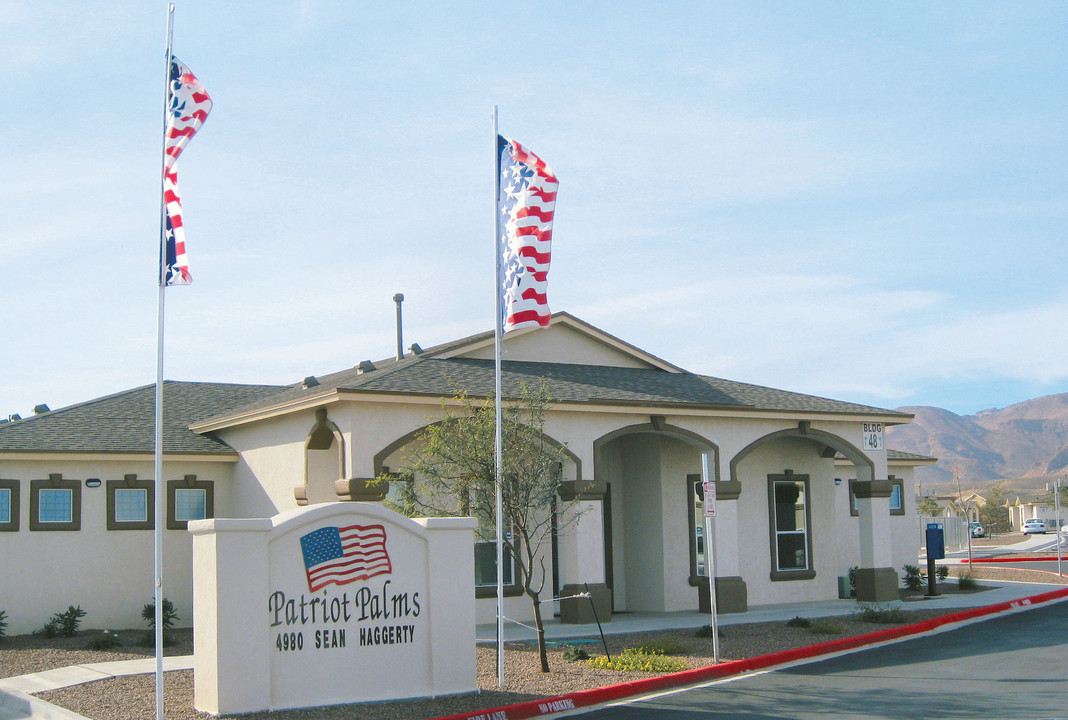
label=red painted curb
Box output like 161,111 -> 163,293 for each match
435,586 -> 1068,720
963,555 -> 1066,563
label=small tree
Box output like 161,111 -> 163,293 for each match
385,381 -> 580,673
917,496 -> 940,518
979,483 -> 1010,535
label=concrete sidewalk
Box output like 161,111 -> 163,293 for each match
0,579 -> 1054,720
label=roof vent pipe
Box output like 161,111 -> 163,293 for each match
393,293 -> 405,361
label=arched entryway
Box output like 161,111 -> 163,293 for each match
593,421 -> 718,614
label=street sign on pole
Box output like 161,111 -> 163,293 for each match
703,478 -> 717,518
701,453 -> 719,664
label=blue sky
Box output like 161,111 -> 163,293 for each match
2,1 -> 1066,419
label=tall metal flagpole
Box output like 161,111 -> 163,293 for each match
154,6 -> 176,720
491,105 -> 506,688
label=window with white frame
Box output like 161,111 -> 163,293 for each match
767,472 -> 815,580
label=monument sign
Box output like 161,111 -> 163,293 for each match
189,502 -> 477,715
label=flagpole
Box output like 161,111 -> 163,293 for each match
491,105 -> 506,689
154,6 -> 176,720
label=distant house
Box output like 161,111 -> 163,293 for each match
916,492 -> 986,523
0,313 -> 936,635
1008,495 -> 1063,531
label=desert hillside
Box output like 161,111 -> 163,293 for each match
886,393 -> 1068,496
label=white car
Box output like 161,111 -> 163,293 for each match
1022,518 -> 1047,534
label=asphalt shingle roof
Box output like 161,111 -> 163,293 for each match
204,356 -> 912,422
0,381 -> 283,454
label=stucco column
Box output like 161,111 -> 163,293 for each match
853,479 -> 897,602
556,479 -> 611,623
708,480 -> 747,614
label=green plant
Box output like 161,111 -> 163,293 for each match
35,606 -> 86,638
562,646 -> 590,662
958,572 -> 979,590
630,638 -> 688,656
57,606 -> 87,637
142,598 -> 179,630
85,632 -> 123,651
807,620 -> 844,635
694,624 -> 724,638
785,616 -> 812,628
901,564 -> 924,592
936,565 -> 949,582
853,603 -> 907,624
0,609 -> 7,641
848,566 -> 858,598
588,647 -> 688,673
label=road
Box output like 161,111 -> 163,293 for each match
581,600 -> 1068,720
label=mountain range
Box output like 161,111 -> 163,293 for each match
885,393 -> 1068,497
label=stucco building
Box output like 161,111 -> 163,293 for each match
0,313 -> 934,634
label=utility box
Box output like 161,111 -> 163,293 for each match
926,523 -> 945,560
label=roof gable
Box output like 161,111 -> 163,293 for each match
424,312 -> 685,372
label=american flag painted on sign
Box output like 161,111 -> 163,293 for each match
162,57 -> 212,286
299,524 -> 392,592
497,135 -> 558,332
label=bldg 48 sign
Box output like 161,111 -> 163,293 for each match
862,423 -> 884,451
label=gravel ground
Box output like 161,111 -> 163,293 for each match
7,568 -> 1066,720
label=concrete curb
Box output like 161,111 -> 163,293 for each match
433,586 -> 1068,720
0,689 -> 87,720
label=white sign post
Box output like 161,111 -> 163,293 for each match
701,453 -> 719,664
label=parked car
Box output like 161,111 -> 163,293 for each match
1022,518 -> 1048,534
969,522 -> 986,538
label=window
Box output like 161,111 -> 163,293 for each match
473,514 -> 521,599
0,480 -> 19,531
889,476 -> 905,516
849,478 -> 905,517
29,475 -> 81,531
767,472 -> 815,580
167,475 -> 214,529
687,474 -> 708,580
106,475 -> 155,530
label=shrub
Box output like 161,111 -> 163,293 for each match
958,572 -> 979,590
694,624 -> 724,638
936,565 -> 949,582
34,606 -> 86,638
142,598 -> 179,630
85,632 -> 124,651
785,616 -> 812,628
853,603 -> 907,624
0,609 -> 7,641
56,606 -> 87,637
901,565 -> 924,592
807,620 -> 844,635
588,648 -> 688,673
562,646 -> 590,662
848,566 -> 859,598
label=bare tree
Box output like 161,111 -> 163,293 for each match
383,381 -> 581,673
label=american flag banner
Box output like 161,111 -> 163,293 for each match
299,524 -> 393,592
497,135 -> 558,332
161,57 -> 212,286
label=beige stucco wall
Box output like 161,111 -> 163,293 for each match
0,457 -> 233,635
0,391 -> 920,635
